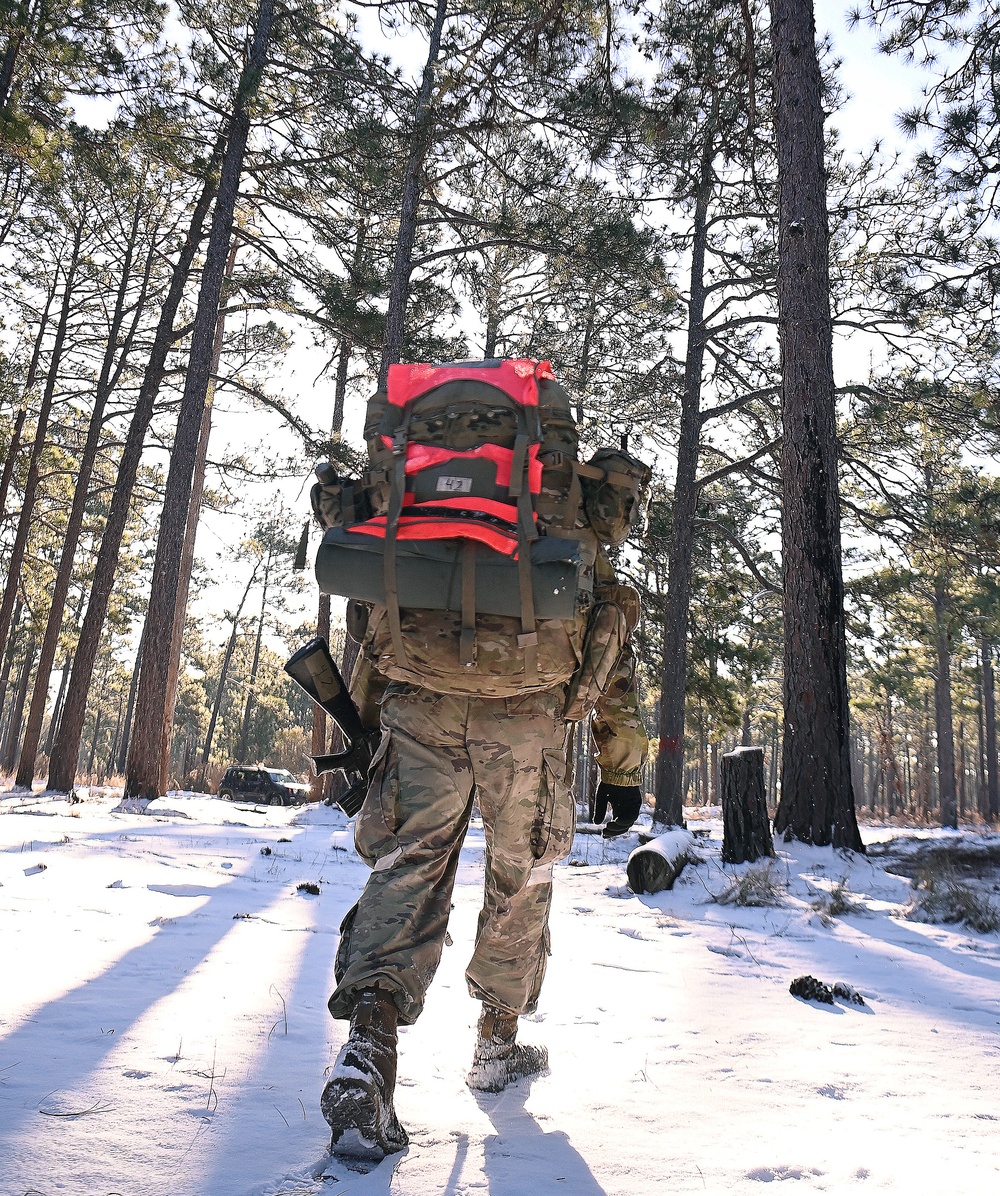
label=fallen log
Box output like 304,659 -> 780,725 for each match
626,829 -> 695,894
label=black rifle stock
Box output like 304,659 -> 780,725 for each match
284,637 -> 375,815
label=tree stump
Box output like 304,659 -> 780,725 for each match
721,747 -> 773,864
626,829 -> 695,894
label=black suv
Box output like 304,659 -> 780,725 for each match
217,766 -> 311,806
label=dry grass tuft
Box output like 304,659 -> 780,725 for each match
906,867 -> 1000,934
810,879 -> 869,925
712,861 -> 786,907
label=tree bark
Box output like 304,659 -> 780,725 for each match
0,598 -> 22,736
654,107 -> 716,827
0,221 -> 84,660
982,634 -> 998,820
115,628 -> 145,777
934,582 -> 958,829
330,219 -> 367,434
160,243 -> 236,793
123,2 -> 276,803
1,637 -> 35,775
769,0 -> 862,851
44,653 -> 71,754
0,405 -> 26,525
379,0 -> 448,382
15,198 -> 152,787
46,145 -> 222,793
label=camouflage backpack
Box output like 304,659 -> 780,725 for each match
311,359 -> 648,702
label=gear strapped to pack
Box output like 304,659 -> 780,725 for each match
350,359 -> 554,686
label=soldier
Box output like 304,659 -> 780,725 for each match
310,360 -> 650,1163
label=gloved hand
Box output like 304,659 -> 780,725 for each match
593,782 -> 643,838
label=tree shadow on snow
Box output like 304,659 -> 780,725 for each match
474,1084 -> 608,1196
0,855 -> 281,1166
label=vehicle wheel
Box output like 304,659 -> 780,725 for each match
219,789 -> 234,801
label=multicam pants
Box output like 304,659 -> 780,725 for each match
327,685 -> 576,1026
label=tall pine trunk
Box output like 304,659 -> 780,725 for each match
160,244 -> 237,792
46,147 -> 223,794
15,200 -> 153,787
125,3 -> 275,802
0,598 -> 23,731
44,654 -> 71,754
0,222 -> 84,660
379,0 -> 448,381
1,638 -> 35,775
934,582 -> 958,829
769,0 -> 862,851
115,629 -> 145,777
654,109 -> 717,827
0,405 -> 26,526
236,553 -> 272,762
982,634 -> 998,820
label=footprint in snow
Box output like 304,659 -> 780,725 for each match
747,1165 -> 824,1182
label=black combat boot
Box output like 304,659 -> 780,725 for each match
321,988 -> 409,1162
466,1004 -> 549,1093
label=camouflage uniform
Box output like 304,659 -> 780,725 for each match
328,608 -> 647,1025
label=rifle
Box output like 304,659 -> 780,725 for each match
284,637 -> 377,816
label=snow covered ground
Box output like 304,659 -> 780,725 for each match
2,788 -> 999,1196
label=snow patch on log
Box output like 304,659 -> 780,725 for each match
626,829 -> 696,893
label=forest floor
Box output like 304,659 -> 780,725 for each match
1,786 -> 999,1196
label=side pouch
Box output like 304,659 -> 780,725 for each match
352,734 -> 399,868
561,583 -> 640,722
580,448 -> 653,547
310,472 -> 384,530
334,902 -> 358,984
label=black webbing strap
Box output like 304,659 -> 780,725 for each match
561,459 -> 603,531
562,466 -> 582,531
516,488 -> 539,686
509,432 -> 529,498
384,421 -> 411,669
512,402 -> 539,686
461,540 -> 477,665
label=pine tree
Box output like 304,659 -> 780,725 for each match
769,0 -> 862,849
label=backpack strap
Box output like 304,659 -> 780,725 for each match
513,398 -> 541,686
461,540 -> 477,665
383,412 -> 413,670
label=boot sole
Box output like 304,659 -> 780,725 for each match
322,1078 -> 409,1161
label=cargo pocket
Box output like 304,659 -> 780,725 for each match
529,748 -> 576,867
353,734 -> 400,868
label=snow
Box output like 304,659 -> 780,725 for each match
2,789 -> 1000,1195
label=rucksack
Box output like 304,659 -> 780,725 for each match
311,359 -> 647,700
